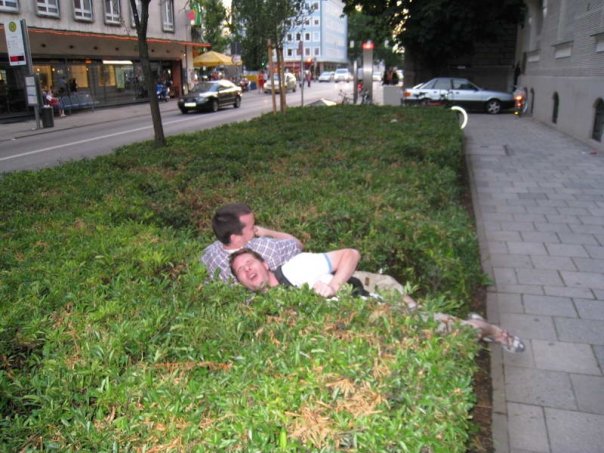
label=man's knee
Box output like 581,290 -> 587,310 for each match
353,271 -> 404,294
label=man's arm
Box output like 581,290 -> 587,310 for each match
254,226 -> 303,251
313,248 -> 361,297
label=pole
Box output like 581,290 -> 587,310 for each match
20,19 -> 41,129
300,40 -> 304,107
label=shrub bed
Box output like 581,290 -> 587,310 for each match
1,106 -> 486,451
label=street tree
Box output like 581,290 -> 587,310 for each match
342,0 -> 525,74
231,0 -> 306,112
129,0 -> 165,147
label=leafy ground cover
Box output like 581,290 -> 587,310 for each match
1,106 -> 488,451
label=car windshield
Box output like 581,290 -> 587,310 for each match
191,82 -> 219,93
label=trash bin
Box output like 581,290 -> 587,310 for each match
41,106 -> 54,128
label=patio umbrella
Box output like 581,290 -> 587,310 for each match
193,51 -> 239,67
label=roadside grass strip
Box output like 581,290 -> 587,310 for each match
1,106 -> 485,451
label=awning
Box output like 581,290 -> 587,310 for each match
193,51 -> 240,67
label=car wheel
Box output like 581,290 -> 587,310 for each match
486,99 -> 501,114
210,99 -> 218,113
293,85 -> 296,92
234,96 -> 241,108
179,108 -> 187,114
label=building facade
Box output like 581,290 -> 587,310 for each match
516,0 -> 604,151
0,0 -> 205,120
282,0 -> 348,76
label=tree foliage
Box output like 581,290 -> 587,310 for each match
347,10 -> 403,68
343,0 -> 525,72
195,0 -> 229,52
231,0 -> 306,70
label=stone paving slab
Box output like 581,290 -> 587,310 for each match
545,408 -> 604,453
465,115 -> 604,453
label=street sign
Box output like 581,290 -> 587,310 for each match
25,76 -> 38,106
4,19 -> 26,66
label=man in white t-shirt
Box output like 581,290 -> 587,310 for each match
229,248 -> 525,353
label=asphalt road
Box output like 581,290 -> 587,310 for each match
0,82 -> 353,173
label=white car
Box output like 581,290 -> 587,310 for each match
402,77 -> 514,114
318,71 -> 334,82
264,73 -> 297,93
333,68 -> 352,82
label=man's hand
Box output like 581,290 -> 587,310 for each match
254,225 -> 304,250
313,281 -> 338,298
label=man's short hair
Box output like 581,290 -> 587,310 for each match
212,203 -> 252,245
229,248 -> 265,279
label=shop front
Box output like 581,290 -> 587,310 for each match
0,26 -> 206,122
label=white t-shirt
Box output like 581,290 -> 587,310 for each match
280,252 -> 334,288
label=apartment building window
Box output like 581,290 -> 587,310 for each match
37,0 -> 59,17
0,0 -> 18,12
314,47 -> 319,56
305,47 -> 310,56
593,99 -> 604,142
296,33 -> 301,41
287,49 -> 293,57
104,0 -> 121,24
313,18 -> 320,26
162,0 -> 175,32
552,92 -> 559,124
73,0 -> 93,21
304,32 -> 310,41
287,33 -> 292,42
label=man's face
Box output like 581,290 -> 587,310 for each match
235,213 -> 256,245
231,252 -> 270,291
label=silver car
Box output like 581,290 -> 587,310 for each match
318,71 -> 334,82
333,68 -> 352,82
402,77 -> 514,114
264,73 -> 297,93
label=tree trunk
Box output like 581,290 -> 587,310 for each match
130,0 -> 165,147
138,37 -> 166,146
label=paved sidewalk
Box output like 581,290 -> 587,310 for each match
464,115 -> 604,453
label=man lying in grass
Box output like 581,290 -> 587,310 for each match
229,248 -> 525,353
201,203 -> 303,281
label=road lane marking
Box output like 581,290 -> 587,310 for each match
0,95 -> 314,163
0,115 -> 209,162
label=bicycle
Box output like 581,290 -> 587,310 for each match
408,89 -> 468,129
338,89 -> 352,105
513,87 -> 528,117
359,87 -> 372,105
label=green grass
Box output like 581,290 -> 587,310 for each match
1,106 -> 486,451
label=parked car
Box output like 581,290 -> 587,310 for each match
264,73 -> 297,93
333,68 -> 352,82
402,77 -> 514,114
318,71 -> 334,82
178,80 -> 241,113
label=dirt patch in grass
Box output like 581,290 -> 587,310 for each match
461,149 -> 493,453
469,285 -> 493,453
